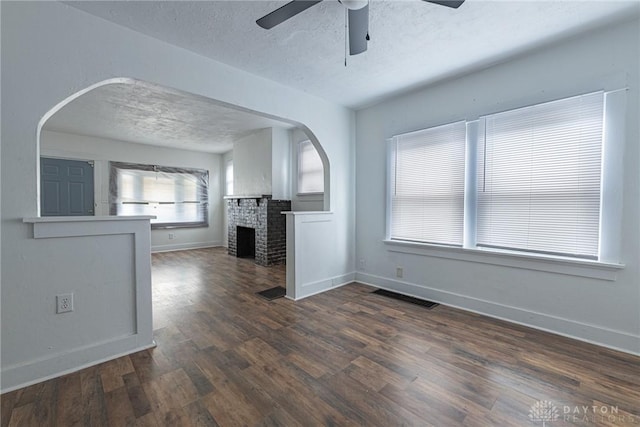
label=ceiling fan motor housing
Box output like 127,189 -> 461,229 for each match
339,0 -> 368,10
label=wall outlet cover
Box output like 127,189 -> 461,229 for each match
56,293 -> 74,314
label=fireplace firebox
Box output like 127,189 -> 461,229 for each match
236,226 -> 255,259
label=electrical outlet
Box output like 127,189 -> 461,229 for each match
396,267 -> 404,278
359,258 -> 366,270
168,233 -> 175,240
56,293 -> 73,314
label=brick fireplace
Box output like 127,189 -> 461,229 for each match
226,196 -> 291,266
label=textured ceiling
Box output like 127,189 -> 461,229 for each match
43,81 -> 294,153
52,1 -> 638,153
66,0 -> 639,109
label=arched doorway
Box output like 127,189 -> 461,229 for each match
37,77 -> 332,329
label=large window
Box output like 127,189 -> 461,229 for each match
477,92 -> 603,259
298,140 -> 324,194
389,91 -> 612,261
110,162 -> 209,228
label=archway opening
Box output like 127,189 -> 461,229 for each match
37,77 -> 331,328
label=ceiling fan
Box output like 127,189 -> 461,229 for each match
256,0 -> 465,56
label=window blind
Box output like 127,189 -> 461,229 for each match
477,92 -> 604,258
225,160 -> 234,196
391,121 -> 466,245
298,140 -> 324,194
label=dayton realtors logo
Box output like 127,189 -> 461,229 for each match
529,400 -> 560,426
529,400 -> 638,425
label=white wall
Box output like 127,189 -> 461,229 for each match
233,128 -> 273,196
4,216 -> 155,391
285,212 -> 355,300
40,130 -> 224,252
271,127 -> 291,200
232,127 -> 292,199
1,1 -> 354,391
355,18 -> 640,354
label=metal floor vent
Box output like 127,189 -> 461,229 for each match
371,289 -> 439,309
256,286 -> 286,301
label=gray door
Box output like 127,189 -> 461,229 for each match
41,157 -> 95,216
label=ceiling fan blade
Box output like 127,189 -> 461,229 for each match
423,0 -> 465,9
348,3 -> 369,55
257,0 -> 323,29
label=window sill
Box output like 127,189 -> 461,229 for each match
296,193 -> 324,201
383,239 -> 624,281
151,222 -> 208,230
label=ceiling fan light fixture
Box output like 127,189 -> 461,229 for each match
339,0 -> 368,10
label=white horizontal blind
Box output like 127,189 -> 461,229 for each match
298,140 -> 324,194
225,160 -> 234,195
391,121 -> 466,245
477,92 -> 604,258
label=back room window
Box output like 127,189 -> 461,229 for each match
110,162 -> 209,228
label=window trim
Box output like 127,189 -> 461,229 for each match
385,89 -> 626,269
109,161 -> 209,229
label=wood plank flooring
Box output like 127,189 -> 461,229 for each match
2,247 -> 639,426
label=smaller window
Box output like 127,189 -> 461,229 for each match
225,159 -> 234,196
390,121 -> 467,246
297,140 -> 324,194
110,162 -> 209,229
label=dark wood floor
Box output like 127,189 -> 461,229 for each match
2,248 -> 639,426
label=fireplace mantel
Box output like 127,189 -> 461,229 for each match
223,194 -> 270,199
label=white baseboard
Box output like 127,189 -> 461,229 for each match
356,272 -> 640,356
291,272 -> 356,301
151,241 -> 221,253
1,335 -> 156,393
